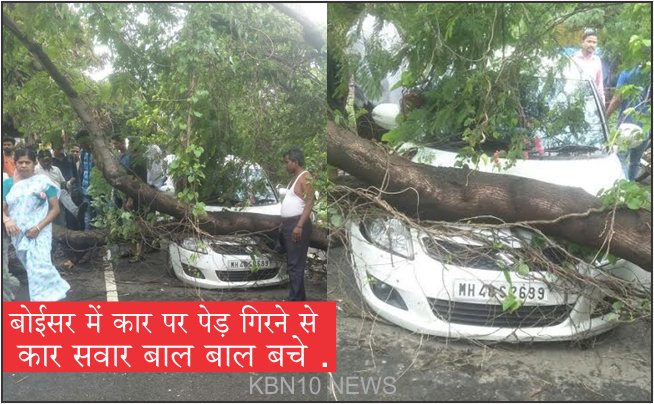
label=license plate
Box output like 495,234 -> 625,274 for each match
227,259 -> 272,270
454,280 -> 549,303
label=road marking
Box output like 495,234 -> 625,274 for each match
104,249 -> 119,302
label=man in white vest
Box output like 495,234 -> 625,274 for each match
280,148 -> 314,301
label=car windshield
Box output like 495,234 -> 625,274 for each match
415,75 -> 607,157
164,155 -> 278,206
351,17 -> 607,157
200,162 -> 278,207
512,76 -> 606,153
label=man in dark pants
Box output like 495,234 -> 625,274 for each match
280,148 -> 314,301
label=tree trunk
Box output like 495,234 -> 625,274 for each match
327,120 -> 652,270
52,216 -> 330,251
268,3 -> 325,52
2,12 -> 328,251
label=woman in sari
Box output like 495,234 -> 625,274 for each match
2,159 -> 20,301
2,148 -> 70,301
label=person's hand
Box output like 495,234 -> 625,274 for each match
126,197 -> 134,210
25,226 -> 40,239
292,225 -> 303,243
69,177 -> 77,186
4,219 -> 20,237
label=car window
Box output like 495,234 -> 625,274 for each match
164,155 -> 277,207
516,76 -> 606,152
417,75 -> 607,157
200,162 -> 278,207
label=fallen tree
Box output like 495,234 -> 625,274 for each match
51,213 -> 330,251
327,120 -> 652,270
2,9 -> 329,251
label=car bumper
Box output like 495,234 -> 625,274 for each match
169,243 -> 288,290
349,223 -> 648,342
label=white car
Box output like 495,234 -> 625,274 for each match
348,75 -> 651,342
166,158 -> 289,289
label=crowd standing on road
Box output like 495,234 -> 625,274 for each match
2,129 -> 168,300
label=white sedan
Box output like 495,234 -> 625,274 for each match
165,158 -> 289,289
348,75 -> 650,342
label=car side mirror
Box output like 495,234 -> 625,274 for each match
277,185 -> 287,200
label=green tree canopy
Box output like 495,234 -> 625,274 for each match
3,3 -> 326,202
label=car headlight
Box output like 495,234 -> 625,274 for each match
180,238 -> 209,254
360,217 -> 414,260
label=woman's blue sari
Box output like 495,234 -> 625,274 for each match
5,174 -> 70,301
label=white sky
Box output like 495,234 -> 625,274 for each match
291,3 -> 326,27
87,3 -> 326,81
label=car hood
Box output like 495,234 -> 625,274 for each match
204,203 -> 282,216
410,147 -> 625,196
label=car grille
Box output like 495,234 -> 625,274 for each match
211,238 -> 276,255
211,244 -> 257,255
428,298 -> 572,328
215,268 -> 280,282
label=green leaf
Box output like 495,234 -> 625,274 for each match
192,110 -> 203,117
330,213 -> 343,227
517,262 -> 530,276
502,294 -> 521,312
612,301 -> 625,312
627,198 -> 641,210
193,148 -> 202,158
503,270 -> 512,284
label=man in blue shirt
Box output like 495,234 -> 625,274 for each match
111,135 -> 132,209
607,66 -> 651,181
76,129 -> 96,230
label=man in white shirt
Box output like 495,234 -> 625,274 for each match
279,148 -> 315,301
145,144 -> 166,188
35,150 -> 88,225
570,29 -> 604,106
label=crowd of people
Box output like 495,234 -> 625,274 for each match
2,129 -> 168,301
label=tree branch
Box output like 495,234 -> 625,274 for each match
327,120 -> 652,270
268,3 -> 325,52
2,10 -> 329,250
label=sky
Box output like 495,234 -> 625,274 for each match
291,3 -> 326,27
88,3 -> 326,81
